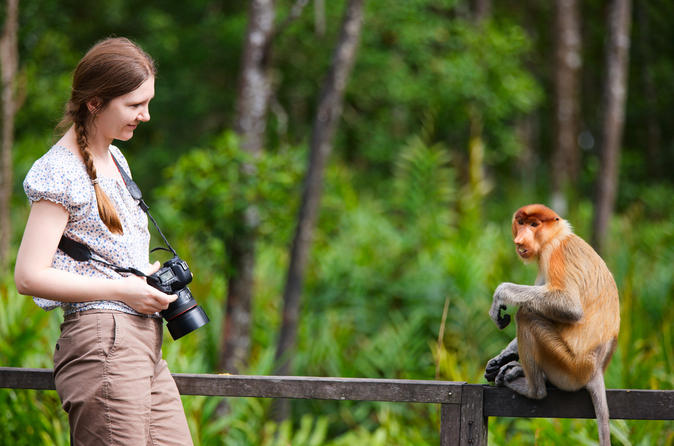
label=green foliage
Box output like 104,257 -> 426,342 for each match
154,130 -> 305,272
269,0 -> 542,178
5,180 -> 673,443
357,3 -> 541,163
393,136 -> 456,235
5,131 -> 673,443
4,0 -> 674,444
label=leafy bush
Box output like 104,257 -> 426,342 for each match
3,146 -> 672,444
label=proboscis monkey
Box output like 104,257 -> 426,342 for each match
485,204 -> 620,446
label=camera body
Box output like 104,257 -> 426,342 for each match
147,256 -> 192,294
147,256 -> 209,340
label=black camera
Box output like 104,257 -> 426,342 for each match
147,256 -> 209,340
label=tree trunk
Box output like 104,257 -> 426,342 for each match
592,0 -> 632,254
461,0 -> 492,220
516,115 -> 539,188
273,0 -> 365,417
467,106 -> 488,209
635,3 -> 661,178
550,0 -> 581,216
314,0 -> 326,36
219,0 -> 275,375
0,0 -> 19,271
473,0 -> 491,23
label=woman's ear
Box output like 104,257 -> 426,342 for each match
86,98 -> 102,114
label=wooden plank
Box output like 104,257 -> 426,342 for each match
1,368 -> 671,421
440,403 -> 461,446
0,367 -> 54,390
460,385 -> 487,446
482,385 -> 674,420
173,374 -> 464,404
607,388 -> 674,420
0,368 -> 462,403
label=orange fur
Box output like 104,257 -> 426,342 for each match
491,204 -> 620,446
546,239 -> 568,290
511,205 -> 620,370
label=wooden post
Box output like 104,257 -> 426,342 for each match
460,384 -> 487,445
440,403 -> 461,445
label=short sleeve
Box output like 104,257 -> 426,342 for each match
23,146 -> 91,218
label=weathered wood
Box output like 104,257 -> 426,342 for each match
482,385 -> 674,420
1,368 -> 672,423
174,373 -> 463,404
0,367 -> 55,390
460,385 -> 487,446
0,368 -> 463,404
440,403 -> 461,446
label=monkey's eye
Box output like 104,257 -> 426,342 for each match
530,222 -> 539,227
518,220 -> 524,225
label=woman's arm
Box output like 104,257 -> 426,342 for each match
15,199 -> 175,314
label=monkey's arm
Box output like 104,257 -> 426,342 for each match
489,282 -> 583,328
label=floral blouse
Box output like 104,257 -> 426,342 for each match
23,144 -> 155,317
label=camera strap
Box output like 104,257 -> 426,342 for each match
110,154 -> 177,256
57,236 -> 148,277
58,151 -> 175,275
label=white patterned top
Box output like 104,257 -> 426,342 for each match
23,144 -> 156,317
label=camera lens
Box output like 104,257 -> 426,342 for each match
165,304 -> 210,340
160,287 -> 210,340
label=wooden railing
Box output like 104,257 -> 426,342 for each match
1,367 -> 672,445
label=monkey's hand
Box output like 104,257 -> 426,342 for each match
489,303 -> 510,329
490,283 -> 516,329
489,302 -> 510,329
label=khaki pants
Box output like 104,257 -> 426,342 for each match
54,310 -> 193,446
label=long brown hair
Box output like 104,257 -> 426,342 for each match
58,37 -> 156,234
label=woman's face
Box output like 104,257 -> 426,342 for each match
92,76 -> 155,142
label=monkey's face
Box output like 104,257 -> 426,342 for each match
512,220 -> 540,261
511,204 -> 562,262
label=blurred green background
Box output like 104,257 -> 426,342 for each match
0,0 -> 672,444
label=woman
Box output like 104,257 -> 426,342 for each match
14,37 -> 194,445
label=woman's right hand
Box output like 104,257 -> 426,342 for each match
118,275 -> 177,314
118,262 -> 177,314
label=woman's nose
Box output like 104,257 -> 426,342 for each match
138,107 -> 150,122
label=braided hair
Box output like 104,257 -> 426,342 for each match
57,37 -> 156,234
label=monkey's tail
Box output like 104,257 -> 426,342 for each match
586,373 -> 611,446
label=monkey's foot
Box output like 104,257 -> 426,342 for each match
495,361 -> 524,386
485,351 -> 519,382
